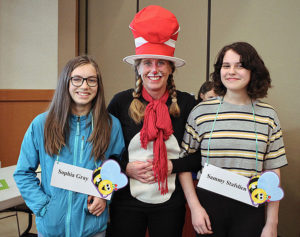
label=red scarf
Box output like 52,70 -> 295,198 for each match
140,87 -> 174,195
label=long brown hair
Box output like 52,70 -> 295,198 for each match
129,59 -> 180,124
44,56 -> 111,161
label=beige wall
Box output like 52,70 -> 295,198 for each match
0,0 -> 78,89
0,0 -> 299,236
0,0 -> 58,89
58,0 -> 78,74
210,2 -> 300,235
87,0 -> 137,99
87,1 -> 300,236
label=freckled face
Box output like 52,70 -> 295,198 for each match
220,49 -> 251,95
69,64 -> 98,114
137,58 -> 172,97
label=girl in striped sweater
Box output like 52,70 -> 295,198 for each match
180,42 -> 287,237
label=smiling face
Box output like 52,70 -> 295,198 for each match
137,58 -> 172,99
69,64 -> 98,115
221,49 -> 251,96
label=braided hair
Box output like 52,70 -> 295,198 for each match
129,59 -> 180,124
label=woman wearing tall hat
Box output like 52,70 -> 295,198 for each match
107,5 -> 201,237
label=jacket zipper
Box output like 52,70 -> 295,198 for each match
65,116 -> 81,237
80,136 -> 84,163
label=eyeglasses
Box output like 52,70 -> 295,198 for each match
70,76 -> 98,87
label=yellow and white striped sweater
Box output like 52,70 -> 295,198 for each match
181,97 -> 287,178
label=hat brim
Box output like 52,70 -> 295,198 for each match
123,54 -> 186,68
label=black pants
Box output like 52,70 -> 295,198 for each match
196,188 -> 265,237
107,202 -> 186,237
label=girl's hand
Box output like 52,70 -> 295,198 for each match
87,196 -> 106,216
191,205 -> 213,235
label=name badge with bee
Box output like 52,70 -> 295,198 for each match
248,171 -> 284,205
51,160 -> 127,200
92,160 -> 128,199
198,164 -> 257,207
51,161 -> 103,198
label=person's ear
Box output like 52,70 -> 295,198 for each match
200,93 -> 205,100
137,64 -> 142,76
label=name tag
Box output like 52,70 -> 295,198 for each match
198,164 -> 257,207
50,162 -> 111,200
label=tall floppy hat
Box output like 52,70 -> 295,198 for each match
123,5 -> 185,68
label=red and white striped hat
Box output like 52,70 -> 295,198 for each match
123,5 -> 185,68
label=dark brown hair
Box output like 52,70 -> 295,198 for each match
44,55 -> 111,161
211,42 -> 271,99
197,80 -> 215,101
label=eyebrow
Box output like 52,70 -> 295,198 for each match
71,75 -> 97,77
222,62 -> 242,64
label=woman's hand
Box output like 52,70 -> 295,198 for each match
146,159 -> 173,176
87,196 -> 106,216
126,160 -> 155,183
191,205 -> 213,235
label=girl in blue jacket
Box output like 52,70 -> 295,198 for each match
14,56 -> 125,237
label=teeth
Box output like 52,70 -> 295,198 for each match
148,76 -> 160,81
78,92 -> 89,96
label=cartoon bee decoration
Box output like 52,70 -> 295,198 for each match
251,188 -> 268,204
248,175 -> 260,193
99,180 -> 117,196
248,175 -> 268,204
93,167 -> 102,187
92,167 -> 118,197
248,171 -> 284,205
92,160 -> 128,198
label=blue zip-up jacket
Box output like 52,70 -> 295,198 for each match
14,112 -> 125,237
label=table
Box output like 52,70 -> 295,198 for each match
0,165 -> 24,211
0,165 -> 39,236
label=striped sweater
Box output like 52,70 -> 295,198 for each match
181,97 -> 287,177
